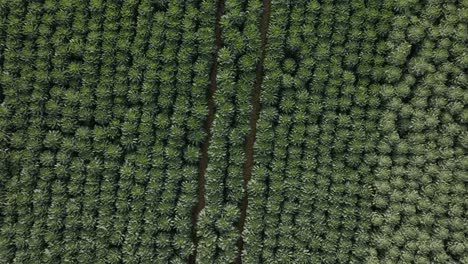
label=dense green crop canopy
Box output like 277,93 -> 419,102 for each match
0,0 -> 466,263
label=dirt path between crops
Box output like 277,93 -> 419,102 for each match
189,0 -> 225,263
236,0 -> 271,263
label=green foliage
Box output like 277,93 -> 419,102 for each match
0,0 -> 465,263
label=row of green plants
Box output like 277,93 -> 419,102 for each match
243,0 -> 380,262
241,0 -> 467,263
1,1 -> 62,263
368,0 -> 466,263
0,0 -> 217,263
195,0 -> 264,262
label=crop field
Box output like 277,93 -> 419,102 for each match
0,0 -> 466,263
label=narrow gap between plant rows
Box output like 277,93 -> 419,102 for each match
236,0 -> 272,263
189,0 -> 225,263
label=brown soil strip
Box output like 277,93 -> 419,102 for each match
236,0 -> 271,263
189,0 -> 225,263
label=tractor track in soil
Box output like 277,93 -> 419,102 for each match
189,0 -> 225,263
236,0 -> 272,263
